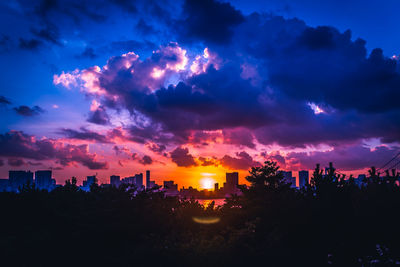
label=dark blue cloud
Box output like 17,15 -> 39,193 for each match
58,127 -> 111,143
14,105 -> 44,116
77,47 -> 97,59
87,107 -> 110,125
176,0 -> 244,44
18,38 -> 42,50
0,96 -> 11,105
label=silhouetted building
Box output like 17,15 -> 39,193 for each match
121,173 -> 144,190
226,172 -> 238,186
299,170 -> 309,188
164,180 -> 178,196
35,170 -> 54,191
0,179 -> 10,192
147,180 -> 157,189
9,170 -> 33,192
122,176 -> 134,184
82,175 -> 97,191
110,175 -> 120,187
146,170 -> 150,188
164,180 -> 178,191
214,183 -> 219,191
87,175 -> 96,185
134,173 -> 143,188
180,186 -> 199,198
225,172 -> 239,194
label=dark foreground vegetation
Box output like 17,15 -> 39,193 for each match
1,162 -> 400,267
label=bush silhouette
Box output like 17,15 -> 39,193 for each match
1,161 -> 400,266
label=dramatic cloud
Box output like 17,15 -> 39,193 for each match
14,105 -> 44,116
139,155 -> 153,165
219,151 -> 261,170
113,145 -> 130,156
54,29 -> 400,149
0,131 -> 108,170
146,143 -> 166,153
87,106 -> 110,125
5,0 -> 400,177
58,127 -> 111,143
222,128 -> 255,148
176,0 -> 244,44
287,144 -> 400,171
198,156 -> 217,167
170,147 -> 197,167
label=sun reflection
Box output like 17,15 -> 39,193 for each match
192,216 -> 220,224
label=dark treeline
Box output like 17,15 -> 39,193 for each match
1,162 -> 400,267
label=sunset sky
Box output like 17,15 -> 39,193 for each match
0,0 -> 399,188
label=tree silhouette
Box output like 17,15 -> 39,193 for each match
245,160 -> 286,189
1,161 -> 400,266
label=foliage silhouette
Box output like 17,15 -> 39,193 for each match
1,161 -> 400,266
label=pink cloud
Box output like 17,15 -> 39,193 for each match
0,130 -> 108,170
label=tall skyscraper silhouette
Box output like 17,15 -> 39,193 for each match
146,170 -> 150,188
299,170 -> 309,188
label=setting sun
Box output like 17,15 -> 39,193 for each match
200,177 -> 215,190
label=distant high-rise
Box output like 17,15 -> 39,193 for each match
225,172 -> 239,193
134,173 -> 143,188
35,170 -> 53,190
214,183 -> 219,191
9,170 -> 33,192
146,170 -> 150,188
226,172 -> 238,186
299,171 -> 309,188
147,180 -> 156,189
121,173 -> 144,189
164,180 -> 178,191
83,175 -> 97,187
110,175 -> 120,187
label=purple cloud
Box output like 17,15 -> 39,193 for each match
288,144 -> 400,171
219,151 -> 261,170
0,131 -> 108,170
7,158 -> 25,167
170,147 -> 197,167
58,127 -> 111,143
139,155 -> 153,165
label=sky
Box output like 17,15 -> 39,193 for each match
0,0 -> 399,188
